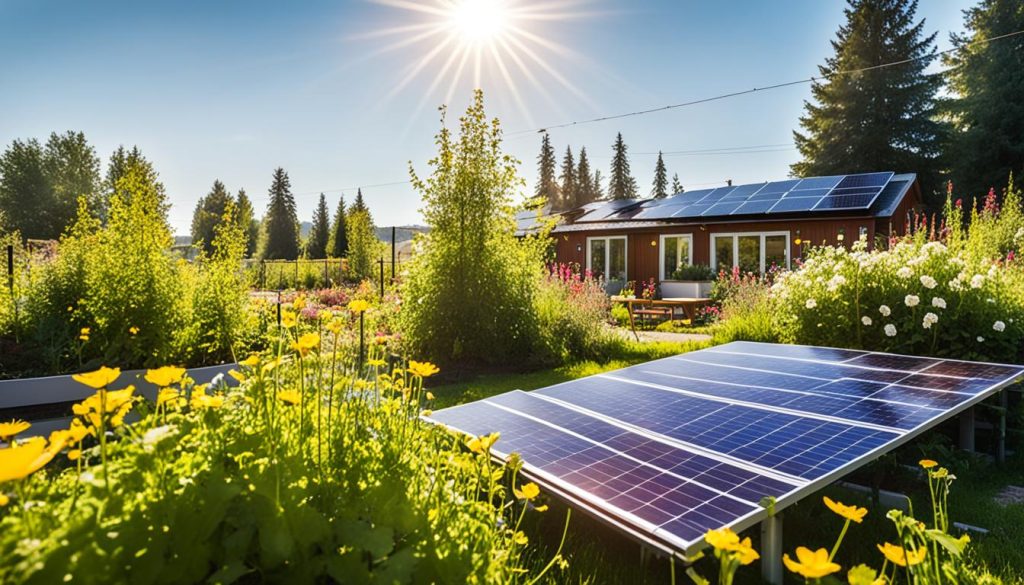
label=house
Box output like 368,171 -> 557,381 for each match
518,171 -> 921,294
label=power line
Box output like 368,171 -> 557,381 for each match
292,179 -> 412,197
509,28 -> 1024,137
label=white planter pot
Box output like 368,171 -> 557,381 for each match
660,281 -> 713,299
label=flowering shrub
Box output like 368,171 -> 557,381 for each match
532,263 -> 617,364
772,238 -> 1024,361
711,268 -> 780,344
0,324 -> 566,583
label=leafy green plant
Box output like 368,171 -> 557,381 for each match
670,264 -> 715,281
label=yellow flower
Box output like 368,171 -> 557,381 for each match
191,392 -> 224,409
290,333 -> 320,357
513,532 -> 528,545
239,354 -> 260,368
67,419 -> 91,443
72,386 -> 136,429
278,390 -> 301,406
292,296 -> 307,310
783,547 -> 841,579
129,326 -> 139,335
0,420 -> 31,441
705,528 -> 759,565
325,318 -> 345,335
0,434 -> 66,483
72,366 -> 121,389
421,409 -> 432,417
145,366 -> 186,387
734,541 -> 760,565
281,310 -> 297,328
877,542 -> 927,567
408,360 -> 440,378
919,459 -> 938,469
157,388 -> 184,409
79,326 -> 91,341
0,493 -> 7,506
426,391 -> 435,401
68,449 -> 81,461
67,306 -> 74,312
514,482 -> 541,501
228,370 -> 246,383
367,357 -> 386,367
467,432 -> 500,454
347,299 -> 370,314
823,496 -> 868,523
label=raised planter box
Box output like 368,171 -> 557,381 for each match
660,280 -> 713,298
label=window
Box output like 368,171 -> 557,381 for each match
587,236 -> 627,283
710,231 -> 790,274
660,234 -> 693,280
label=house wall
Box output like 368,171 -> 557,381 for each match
554,215 -> 885,286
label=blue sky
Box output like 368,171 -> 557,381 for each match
0,0 -> 971,235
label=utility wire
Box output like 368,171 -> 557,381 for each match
509,28 -> 1024,136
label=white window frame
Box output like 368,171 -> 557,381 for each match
586,236 -> 628,281
710,231 -> 790,273
659,234 -> 694,281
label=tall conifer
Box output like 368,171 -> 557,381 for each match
306,193 -> 330,259
259,167 -> 300,260
535,132 -> 558,208
609,132 -> 638,200
652,151 -> 668,198
558,146 -> 576,210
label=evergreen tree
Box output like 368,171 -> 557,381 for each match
328,194 -> 349,258
792,0 -> 945,204
233,188 -> 259,257
652,151 -> 669,198
190,180 -> 233,255
259,167 -> 300,260
346,208 -> 379,280
593,169 -> 605,200
608,132 -> 638,200
944,0 -> 1024,201
104,146 -> 168,220
576,147 -> 595,206
351,188 -> 368,215
43,131 -> 101,231
306,193 -> 330,259
671,173 -> 684,194
558,146 -> 576,210
0,139 -> 49,239
535,132 -> 558,208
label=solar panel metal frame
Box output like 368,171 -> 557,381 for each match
426,341 -> 1024,559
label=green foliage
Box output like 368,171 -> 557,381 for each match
558,145 -> 576,211
232,188 -> 259,258
306,193 -> 330,259
401,90 -> 549,365
531,265 -> 617,365
190,179 -> 233,255
671,173 -> 683,195
259,167 -> 300,260
670,264 -> 715,281
792,0 -> 945,204
651,151 -> 668,199
710,271 -> 780,344
0,336 -> 564,584
608,132 -> 638,200
943,0 -> 1024,202
535,132 -> 558,209
346,209 -> 381,281
328,194 -> 348,258
575,147 -> 597,207
0,131 -> 100,240
103,145 -> 168,222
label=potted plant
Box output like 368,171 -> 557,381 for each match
661,264 -> 715,298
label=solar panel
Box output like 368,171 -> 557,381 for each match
793,176 -> 843,190
427,341 -> 1023,557
835,172 -> 893,189
575,199 -> 643,222
632,205 -> 688,220
768,197 -> 820,213
672,203 -> 714,218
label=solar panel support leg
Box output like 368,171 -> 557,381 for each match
761,514 -> 783,585
997,390 -> 1007,463
959,408 -> 975,453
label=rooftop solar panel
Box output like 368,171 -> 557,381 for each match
672,203 -> 714,218
632,205 -> 688,220
794,176 -> 843,190
768,197 -> 821,213
428,341 -> 1023,558
836,172 -> 894,189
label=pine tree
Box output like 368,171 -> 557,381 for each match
609,132 -> 638,200
306,193 -> 330,259
558,146 -> 576,210
576,147 -> 595,206
328,194 -> 349,258
593,169 -> 605,200
944,0 -> 1024,201
671,173 -> 684,195
190,180 -> 233,255
43,131 -> 101,231
535,132 -> 558,208
0,139 -> 49,239
259,167 -> 300,260
104,146 -> 168,220
792,0 -> 945,205
233,188 -> 259,257
351,188 -> 368,214
652,151 -> 669,198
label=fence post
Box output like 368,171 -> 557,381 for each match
294,259 -> 298,284
6,244 -> 16,338
323,258 -> 328,287
391,226 -> 396,280
378,258 -> 384,298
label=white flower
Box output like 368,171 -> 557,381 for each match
971,274 -> 984,289
949,279 -> 964,291
879,305 -> 891,317
827,275 -> 846,291
884,324 -> 897,337
931,297 -> 946,309
861,316 -> 872,326
993,320 -> 1006,332
141,425 -> 179,451
977,336 -> 985,342
805,299 -> 817,309
987,298 -> 995,304
897,267 -> 913,279
919,275 -> 937,289
922,312 -> 939,329
904,295 -> 920,308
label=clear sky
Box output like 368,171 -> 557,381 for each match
0,0 -> 972,235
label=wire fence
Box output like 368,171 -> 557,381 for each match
244,256 -> 404,291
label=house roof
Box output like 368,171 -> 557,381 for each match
515,171 -> 918,235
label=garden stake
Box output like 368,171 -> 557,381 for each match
358,312 -> 365,369
378,257 -> 385,298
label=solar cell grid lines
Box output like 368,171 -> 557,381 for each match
426,341 -> 1023,556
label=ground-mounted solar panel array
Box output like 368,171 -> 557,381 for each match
427,341 -> 1024,556
578,172 -> 896,223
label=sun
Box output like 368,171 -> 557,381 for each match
363,0 -> 592,124
448,0 -> 510,45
